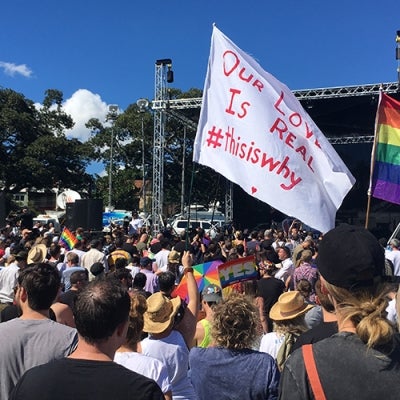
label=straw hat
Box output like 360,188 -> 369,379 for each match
143,292 -> 181,334
168,250 -> 181,264
269,291 -> 314,321
27,244 -> 47,265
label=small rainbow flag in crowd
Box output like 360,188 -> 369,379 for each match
370,92 -> 400,204
59,227 -> 78,250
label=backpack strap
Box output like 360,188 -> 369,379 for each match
302,344 -> 327,400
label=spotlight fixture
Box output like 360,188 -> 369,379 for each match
137,99 -> 149,112
167,66 -> 174,83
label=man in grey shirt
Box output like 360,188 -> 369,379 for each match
0,263 -> 78,399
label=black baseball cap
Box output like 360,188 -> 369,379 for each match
317,224 -> 385,289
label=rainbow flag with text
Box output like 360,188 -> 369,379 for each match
59,227 -> 78,251
370,93 -> 400,204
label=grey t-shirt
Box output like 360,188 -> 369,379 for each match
0,318 -> 78,399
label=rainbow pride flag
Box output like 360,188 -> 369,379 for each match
370,93 -> 400,204
59,227 -> 78,250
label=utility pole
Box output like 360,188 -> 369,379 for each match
107,104 -> 118,211
137,98 -> 149,215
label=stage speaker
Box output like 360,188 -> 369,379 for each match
86,199 -> 103,231
65,203 -> 76,230
73,199 -> 89,230
65,199 -> 103,231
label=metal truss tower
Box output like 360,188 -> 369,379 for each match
152,79 -> 398,232
152,59 -> 172,233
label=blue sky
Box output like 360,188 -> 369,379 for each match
2,0 -> 399,145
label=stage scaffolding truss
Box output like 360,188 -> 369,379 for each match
151,67 -> 399,233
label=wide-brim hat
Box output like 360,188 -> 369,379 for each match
168,250 -> 181,264
27,244 -> 47,264
143,292 -> 181,334
269,291 -> 314,321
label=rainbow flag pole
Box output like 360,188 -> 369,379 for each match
59,227 -> 78,251
366,92 -> 400,228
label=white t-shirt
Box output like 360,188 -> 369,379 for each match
141,330 -> 197,399
0,262 -> 19,303
385,249 -> 400,276
274,258 -> 294,283
129,218 -> 143,235
386,298 -> 398,325
259,331 -> 284,360
154,249 -> 170,273
114,351 -> 171,394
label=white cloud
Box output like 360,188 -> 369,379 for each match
34,89 -> 117,174
62,89 -> 109,142
0,61 -> 33,77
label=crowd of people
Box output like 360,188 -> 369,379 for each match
1,210 -> 400,399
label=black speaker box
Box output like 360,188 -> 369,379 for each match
73,199 -> 89,229
86,199 -> 103,231
65,203 -> 76,230
67,199 -> 103,232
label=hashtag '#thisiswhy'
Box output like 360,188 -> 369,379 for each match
206,126 -> 224,148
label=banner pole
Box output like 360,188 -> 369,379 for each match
365,194 -> 372,229
365,91 -> 382,229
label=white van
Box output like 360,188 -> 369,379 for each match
33,214 -> 61,233
171,219 -> 217,236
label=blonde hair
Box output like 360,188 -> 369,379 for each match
125,293 -> 147,349
211,293 -> 259,350
324,281 -> 394,349
273,315 -> 308,336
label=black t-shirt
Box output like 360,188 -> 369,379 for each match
0,304 -> 20,322
58,290 -> 79,310
0,305 -> 57,323
10,358 -> 163,400
256,277 -> 285,332
173,240 -> 187,254
122,243 -> 138,257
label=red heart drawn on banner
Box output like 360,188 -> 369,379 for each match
251,187 -> 257,194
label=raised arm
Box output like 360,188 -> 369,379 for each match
175,251 -> 199,348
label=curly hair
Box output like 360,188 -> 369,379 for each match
211,293 -> 259,350
296,279 -> 312,299
324,280 -> 394,350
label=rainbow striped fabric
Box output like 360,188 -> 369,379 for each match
371,93 -> 400,204
59,227 -> 78,251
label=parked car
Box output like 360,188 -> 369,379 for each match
171,219 -> 218,236
32,214 -> 61,233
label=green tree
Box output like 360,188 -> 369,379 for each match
0,88 -> 93,194
86,87 -> 226,214
86,102 -> 153,209
162,88 -> 225,212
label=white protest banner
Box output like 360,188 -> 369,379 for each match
193,25 -> 355,233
